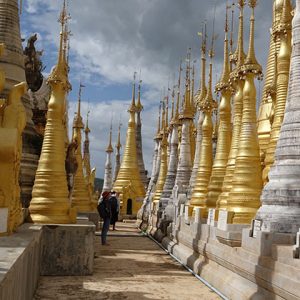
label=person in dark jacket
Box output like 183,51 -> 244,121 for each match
110,191 -> 119,230
100,191 -> 111,245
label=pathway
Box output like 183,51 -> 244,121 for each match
34,222 -> 221,300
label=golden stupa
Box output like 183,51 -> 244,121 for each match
217,0 -> 246,210
206,7 -> 232,211
228,0 -> 263,224
257,0 -> 284,166
71,84 -> 93,213
190,37 -> 217,211
113,75 -> 146,216
29,2 -> 76,224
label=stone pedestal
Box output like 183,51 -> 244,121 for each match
216,224 -> 250,247
40,223 -> 95,276
242,228 -> 296,256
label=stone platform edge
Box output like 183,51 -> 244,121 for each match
151,216 -> 300,300
0,222 -> 95,300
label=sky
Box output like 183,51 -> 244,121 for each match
20,0 -> 275,178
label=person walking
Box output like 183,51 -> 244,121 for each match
98,191 -> 111,245
110,191 -> 119,230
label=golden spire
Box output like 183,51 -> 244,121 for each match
155,102 -> 162,139
116,122 -> 122,151
73,82 -> 84,129
106,123 -> 114,153
129,72 -> 137,113
234,0 -> 246,69
216,3 -> 230,91
242,0 -> 262,75
136,79 -> 143,112
47,0 -> 70,91
197,23 -> 208,108
29,1 -> 75,223
179,49 -> 194,120
229,2 -> 235,58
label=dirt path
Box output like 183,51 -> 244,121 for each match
34,222 -> 221,300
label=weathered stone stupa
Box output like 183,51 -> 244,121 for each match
161,74 -> 181,215
102,125 -> 114,192
256,0 -> 300,233
113,123 -> 122,184
263,0 -> 292,183
188,30 -> 207,196
172,53 -> 194,208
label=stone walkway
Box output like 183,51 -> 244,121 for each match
34,222 -> 221,300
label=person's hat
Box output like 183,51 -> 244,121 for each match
102,191 -> 110,199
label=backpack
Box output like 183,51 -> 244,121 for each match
97,200 -> 109,218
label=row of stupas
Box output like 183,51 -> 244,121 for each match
136,0 -> 299,237
0,0 -> 100,234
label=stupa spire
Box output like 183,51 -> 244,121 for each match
106,123 -> 113,153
